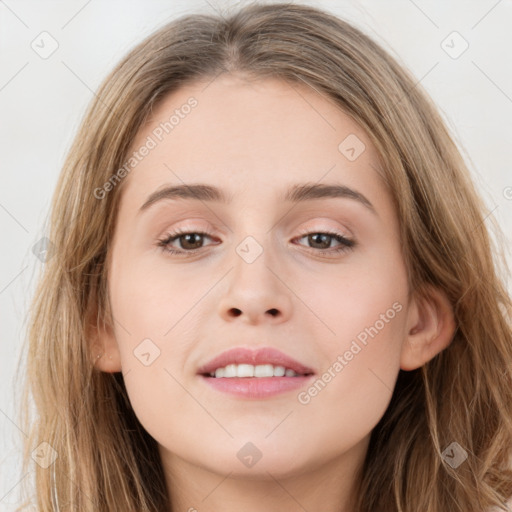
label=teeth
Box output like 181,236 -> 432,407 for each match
209,364 -> 299,378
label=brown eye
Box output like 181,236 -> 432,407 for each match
157,230 -> 216,256
295,231 -> 355,254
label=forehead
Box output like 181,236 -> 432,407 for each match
120,74 -> 388,212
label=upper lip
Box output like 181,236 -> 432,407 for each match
197,347 -> 315,376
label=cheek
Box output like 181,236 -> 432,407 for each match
300,246 -> 408,409
292,294 -> 406,461
110,251 -> 204,340
304,245 -> 408,350
107,252 -> 209,439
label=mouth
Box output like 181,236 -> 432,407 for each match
197,347 -> 315,399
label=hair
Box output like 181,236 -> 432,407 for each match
16,1 -> 512,511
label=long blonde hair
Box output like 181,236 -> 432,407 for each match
16,2 -> 512,510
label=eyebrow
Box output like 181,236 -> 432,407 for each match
138,182 -> 377,216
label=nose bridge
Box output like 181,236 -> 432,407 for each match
217,232 -> 292,324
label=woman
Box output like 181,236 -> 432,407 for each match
17,2 -> 512,510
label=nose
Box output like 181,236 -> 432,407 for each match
217,243 -> 293,325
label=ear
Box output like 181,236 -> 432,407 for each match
87,298 -> 122,373
400,284 -> 456,371
90,320 -> 123,373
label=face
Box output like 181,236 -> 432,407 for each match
98,74 -> 415,480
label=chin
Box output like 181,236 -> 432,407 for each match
195,441 -> 312,479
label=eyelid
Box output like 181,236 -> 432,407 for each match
158,220 -> 213,236
159,221 -> 352,241
295,224 -> 352,239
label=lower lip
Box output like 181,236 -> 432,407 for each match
200,375 -> 314,399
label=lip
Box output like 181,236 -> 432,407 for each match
200,375 -> 314,399
197,347 -> 315,376
197,347 -> 315,399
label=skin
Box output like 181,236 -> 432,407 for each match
93,73 -> 455,512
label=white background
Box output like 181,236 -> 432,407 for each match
1,0 -> 511,508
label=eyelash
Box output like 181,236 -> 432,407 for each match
156,227 -> 356,258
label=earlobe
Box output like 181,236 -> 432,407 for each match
400,285 -> 456,371
94,350 -> 122,373
89,318 -> 123,373
85,277 -> 123,373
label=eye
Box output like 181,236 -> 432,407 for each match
157,228 -> 216,256
293,230 -> 355,256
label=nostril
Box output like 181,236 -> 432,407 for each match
226,307 -> 279,318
